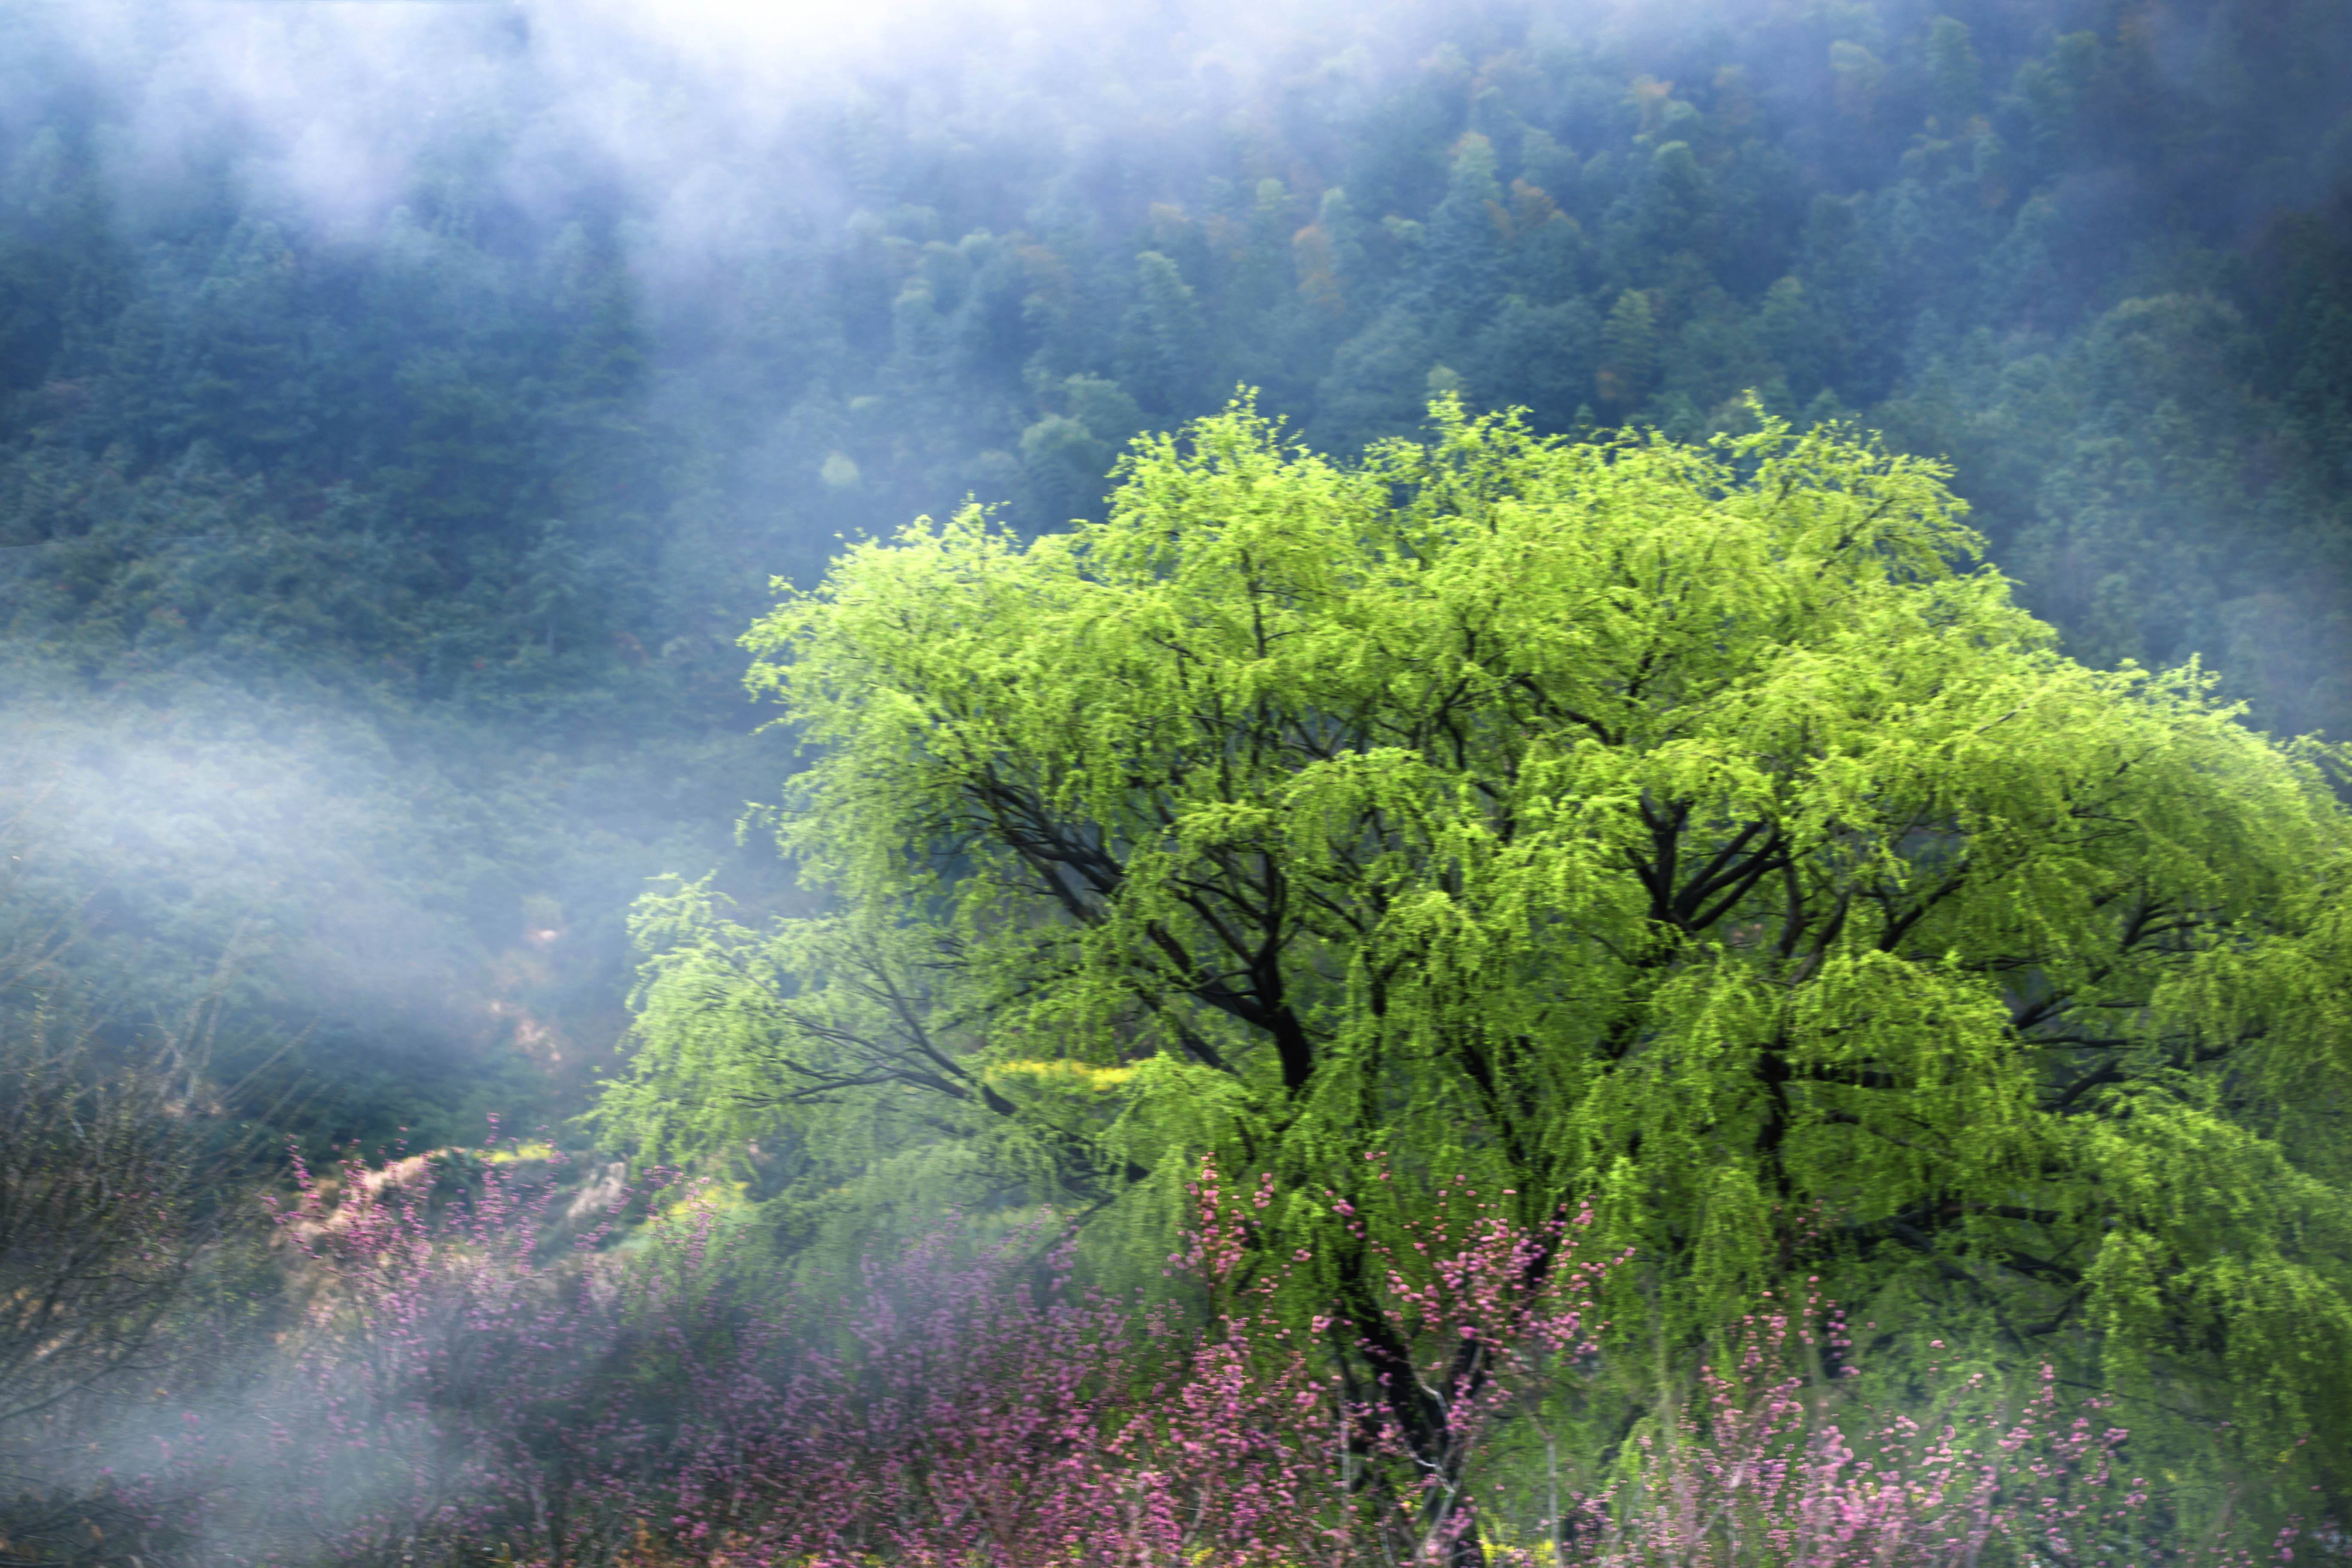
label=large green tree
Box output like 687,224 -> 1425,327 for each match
608,399 -> 2352,1547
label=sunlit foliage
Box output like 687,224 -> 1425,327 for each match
607,398 -> 2352,1533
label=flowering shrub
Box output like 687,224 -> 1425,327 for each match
254,1139 -> 1346,1568
672,1225 -> 1342,1568
1198,1156 -> 1625,1565
1558,1302 -> 2313,1568
216,1136 -> 2327,1568
260,1136 -> 639,1564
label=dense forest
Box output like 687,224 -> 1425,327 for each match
3,0 -> 2352,1562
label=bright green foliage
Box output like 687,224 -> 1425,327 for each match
11,0 -> 2352,1152
609,398 -> 2352,1513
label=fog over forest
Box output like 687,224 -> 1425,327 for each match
3,0 -> 2352,1562
2,0 -> 2346,1140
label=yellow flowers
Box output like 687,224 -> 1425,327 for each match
986,1059 -> 1137,1092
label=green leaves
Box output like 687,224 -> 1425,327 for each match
618,396 -> 2352,1517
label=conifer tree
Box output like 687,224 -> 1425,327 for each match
1596,287 -> 1657,409
1117,250 -> 1210,417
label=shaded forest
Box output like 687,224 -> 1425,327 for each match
3,1 -> 2352,1561
3,0 -> 2349,1145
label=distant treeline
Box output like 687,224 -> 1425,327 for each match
0,0 -> 2348,1144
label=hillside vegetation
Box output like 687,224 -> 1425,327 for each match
1,3 -> 2350,1561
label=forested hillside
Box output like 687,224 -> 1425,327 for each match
5,4 -> 2352,1560
2,0 -> 2349,1157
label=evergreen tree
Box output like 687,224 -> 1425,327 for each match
1417,133 -> 1507,323
1595,287 -> 1657,411
1116,250 -> 1209,417
1926,15 -> 1983,126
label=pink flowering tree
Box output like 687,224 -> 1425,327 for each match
1177,1152 -> 1628,1566
228,1136 -> 2329,1568
1564,1298 -> 2315,1568
257,1133 -> 702,1566
251,1138 -> 1350,1568
665,1219 -> 1345,1568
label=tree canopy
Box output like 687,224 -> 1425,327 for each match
603,398 -> 2352,1526
7,0 -> 2352,1153
6,2 -> 2352,1556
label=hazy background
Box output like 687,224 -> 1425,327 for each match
3,0 -> 2348,1151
